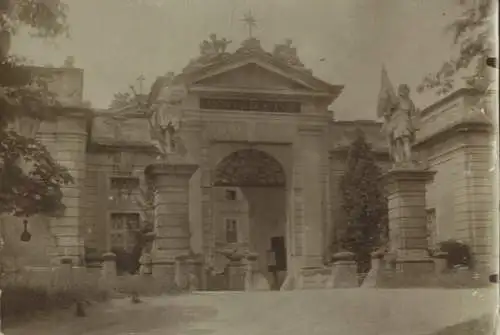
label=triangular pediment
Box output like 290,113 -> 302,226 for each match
192,61 -> 320,92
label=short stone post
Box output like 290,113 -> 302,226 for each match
139,253 -> 153,275
174,255 -> 189,290
60,257 -> 74,290
220,250 -> 246,291
185,257 -> 203,292
433,251 -> 449,275
244,252 -> 258,291
0,289 -> 4,335
227,260 -> 246,291
102,252 -> 117,280
327,251 -> 358,288
361,250 -> 385,288
174,254 -> 203,291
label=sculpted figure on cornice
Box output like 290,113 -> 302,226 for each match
148,72 -> 188,156
200,33 -> 232,56
273,39 -> 304,68
184,34 -> 232,72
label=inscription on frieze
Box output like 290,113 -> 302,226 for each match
200,98 -> 301,114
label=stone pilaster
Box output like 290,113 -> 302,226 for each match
146,163 -> 198,281
382,167 -> 436,286
288,123 -> 330,289
297,124 -> 327,268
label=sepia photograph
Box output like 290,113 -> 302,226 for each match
0,0 -> 498,334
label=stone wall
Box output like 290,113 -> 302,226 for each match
83,151 -> 153,254
415,88 -> 495,272
0,215 -> 54,271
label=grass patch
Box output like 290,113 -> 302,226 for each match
1,284 -> 109,327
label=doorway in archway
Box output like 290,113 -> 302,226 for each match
212,149 -> 287,290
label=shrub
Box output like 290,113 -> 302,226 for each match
436,240 -> 473,269
111,247 -> 137,275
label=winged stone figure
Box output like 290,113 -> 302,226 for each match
377,67 -> 420,166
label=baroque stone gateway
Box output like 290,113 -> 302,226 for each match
0,34 -> 496,291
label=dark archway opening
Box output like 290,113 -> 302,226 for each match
212,149 -> 287,290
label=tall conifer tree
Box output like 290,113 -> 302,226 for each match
338,130 -> 388,272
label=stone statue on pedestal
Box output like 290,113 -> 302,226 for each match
377,68 -> 420,167
148,74 -> 188,156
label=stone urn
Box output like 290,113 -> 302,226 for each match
219,248 -> 246,263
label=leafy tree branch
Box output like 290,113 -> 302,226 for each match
417,0 -> 496,96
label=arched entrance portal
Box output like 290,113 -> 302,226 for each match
213,149 -> 287,290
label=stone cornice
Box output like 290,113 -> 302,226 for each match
145,163 -> 199,177
329,148 -> 390,159
381,168 -> 437,186
54,106 -> 93,120
86,142 -> 157,153
298,124 -> 326,135
419,88 -> 481,117
414,120 -> 492,150
191,85 -> 335,100
178,55 -> 343,94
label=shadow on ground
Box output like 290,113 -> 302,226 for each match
426,314 -> 495,335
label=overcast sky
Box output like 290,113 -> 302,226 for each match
11,0 -> 462,120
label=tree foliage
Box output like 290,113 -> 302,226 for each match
417,0 -> 496,95
109,91 -> 136,110
337,131 -> 388,271
0,0 -> 73,217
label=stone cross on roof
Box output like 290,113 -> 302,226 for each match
241,11 -> 257,38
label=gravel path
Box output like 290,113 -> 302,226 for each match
4,288 -> 497,335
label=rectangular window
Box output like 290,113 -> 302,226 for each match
109,176 -> 140,200
109,212 -> 140,250
225,189 -> 237,201
225,218 -> 238,243
199,98 -> 301,114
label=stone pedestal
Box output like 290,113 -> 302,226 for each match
243,252 -> 258,291
227,260 -> 246,291
58,257 -> 73,289
326,251 -> 358,288
361,251 -> 385,288
101,252 -> 117,280
146,163 -> 198,283
296,266 -> 331,289
432,251 -> 449,275
174,255 -> 203,291
382,167 -> 436,286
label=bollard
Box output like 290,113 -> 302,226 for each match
0,289 -> 4,335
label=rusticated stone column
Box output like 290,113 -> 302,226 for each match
382,167 -> 436,286
146,163 -> 198,282
44,111 -> 89,265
